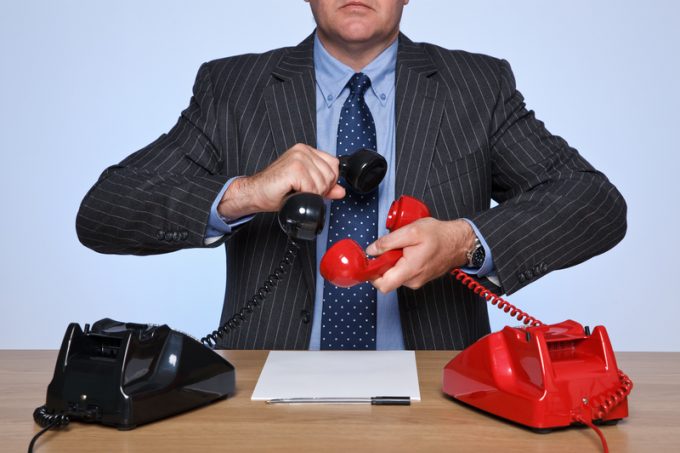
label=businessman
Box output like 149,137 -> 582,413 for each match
76,0 -> 627,350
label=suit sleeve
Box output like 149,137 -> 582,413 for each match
469,59 -> 627,294
76,63 -> 232,255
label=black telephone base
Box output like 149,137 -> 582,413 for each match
41,319 -> 235,429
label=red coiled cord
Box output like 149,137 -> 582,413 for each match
571,370 -> 633,453
592,370 -> 634,420
450,268 -> 543,327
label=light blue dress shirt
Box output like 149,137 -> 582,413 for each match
205,35 -> 495,349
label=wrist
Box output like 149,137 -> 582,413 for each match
460,219 -> 476,255
445,219 -> 476,268
460,221 -> 485,268
217,176 -> 261,219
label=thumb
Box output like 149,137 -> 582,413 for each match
366,241 -> 379,256
366,225 -> 417,256
366,227 -> 409,256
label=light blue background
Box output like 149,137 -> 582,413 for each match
1,1 -> 677,350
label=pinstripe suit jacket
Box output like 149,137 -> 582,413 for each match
76,33 -> 626,350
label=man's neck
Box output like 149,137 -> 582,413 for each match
315,30 -> 399,72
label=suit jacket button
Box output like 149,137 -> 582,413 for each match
157,230 -> 166,240
518,273 -> 526,283
533,264 -> 542,275
172,231 -> 181,241
542,263 -> 548,272
181,231 -> 188,240
164,232 -> 173,241
526,269 -> 534,279
300,310 -> 310,324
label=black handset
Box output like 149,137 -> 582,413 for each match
201,147 -> 386,347
277,147 -> 385,239
277,146 -> 386,240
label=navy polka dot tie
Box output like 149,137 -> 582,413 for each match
321,73 -> 378,350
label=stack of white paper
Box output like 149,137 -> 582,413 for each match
251,350 -> 421,401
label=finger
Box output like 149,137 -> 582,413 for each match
310,155 -> 342,195
302,146 -> 340,181
370,276 -> 389,294
326,184 -> 346,200
401,273 -> 428,290
366,225 -> 416,256
312,148 -> 341,176
297,163 -> 332,195
371,258 -> 415,293
295,147 -> 339,195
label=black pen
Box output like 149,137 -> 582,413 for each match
266,396 -> 411,405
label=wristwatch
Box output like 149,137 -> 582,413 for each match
466,236 -> 485,269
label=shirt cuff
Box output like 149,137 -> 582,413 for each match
459,218 -> 495,278
204,177 -> 255,245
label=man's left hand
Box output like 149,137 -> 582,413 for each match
366,218 -> 476,293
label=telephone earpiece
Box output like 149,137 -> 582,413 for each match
338,148 -> 387,194
385,194 -> 431,230
320,195 -> 430,288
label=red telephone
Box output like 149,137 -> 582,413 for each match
320,195 -> 632,453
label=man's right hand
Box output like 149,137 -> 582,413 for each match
217,144 -> 346,219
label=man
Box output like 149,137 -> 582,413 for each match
76,0 -> 627,350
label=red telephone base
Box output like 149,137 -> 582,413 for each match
443,320 -> 630,430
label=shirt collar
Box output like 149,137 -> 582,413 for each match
313,33 -> 397,108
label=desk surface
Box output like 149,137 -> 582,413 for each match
2,350 -> 679,452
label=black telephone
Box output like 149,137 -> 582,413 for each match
31,148 -> 387,451
35,319 -> 235,428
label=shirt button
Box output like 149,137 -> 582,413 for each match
380,93 -> 386,100
327,94 -> 333,101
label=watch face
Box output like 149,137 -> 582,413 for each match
472,247 -> 485,268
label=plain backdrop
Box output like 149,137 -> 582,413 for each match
1,1 -> 678,350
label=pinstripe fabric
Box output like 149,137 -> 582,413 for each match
76,33 -> 626,350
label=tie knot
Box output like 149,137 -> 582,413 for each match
347,72 -> 371,96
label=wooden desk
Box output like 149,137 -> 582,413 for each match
2,350 -> 679,452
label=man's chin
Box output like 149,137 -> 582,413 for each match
335,24 -> 381,45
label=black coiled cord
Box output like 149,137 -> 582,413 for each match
29,406 -> 70,453
201,240 -> 300,348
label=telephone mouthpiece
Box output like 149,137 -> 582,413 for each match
278,193 -> 325,241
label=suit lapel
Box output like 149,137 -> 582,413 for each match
395,34 -> 444,199
264,33 -> 318,303
265,33 -> 317,155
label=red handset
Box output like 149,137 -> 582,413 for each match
320,195 -> 430,287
